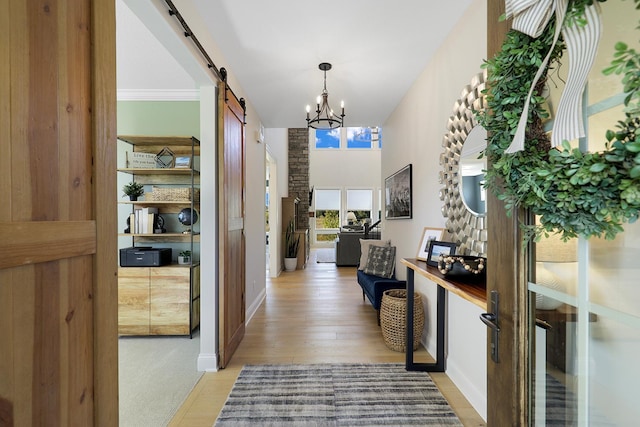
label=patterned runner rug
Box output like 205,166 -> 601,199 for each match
214,363 -> 463,426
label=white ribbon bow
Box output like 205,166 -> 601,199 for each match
504,0 -> 602,153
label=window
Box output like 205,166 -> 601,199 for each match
314,128 -> 341,149
313,127 -> 381,149
346,127 -> 381,149
346,189 -> 373,223
314,189 -> 340,243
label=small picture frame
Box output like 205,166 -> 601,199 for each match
426,241 -> 456,267
155,147 -> 175,168
174,155 -> 192,169
416,227 -> 445,261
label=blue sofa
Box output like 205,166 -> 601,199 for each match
356,269 -> 406,324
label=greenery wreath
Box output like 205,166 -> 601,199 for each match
476,0 -> 640,243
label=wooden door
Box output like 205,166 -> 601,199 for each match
484,0 -> 530,424
0,0 -> 118,425
217,81 -> 246,368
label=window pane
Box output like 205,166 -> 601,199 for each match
315,210 -> 339,230
315,189 -> 340,230
589,221 -> 640,318
346,127 -> 371,148
346,127 -> 381,149
346,189 -> 372,210
315,129 -> 341,149
315,189 -> 340,210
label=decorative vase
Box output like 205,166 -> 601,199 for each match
284,257 -> 297,271
178,256 -> 190,265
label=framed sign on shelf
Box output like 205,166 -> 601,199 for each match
385,164 -> 412,219
416,227 -> 445,261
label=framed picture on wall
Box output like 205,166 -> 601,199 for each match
385,164 -> 412,219
416,227 -> 445,261
426,241 -> 456,267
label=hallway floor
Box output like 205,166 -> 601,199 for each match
169,249 -> 486,426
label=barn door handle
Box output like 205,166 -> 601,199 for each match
479,290 -> 500,363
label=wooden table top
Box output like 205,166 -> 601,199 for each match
401,258 -> 487,310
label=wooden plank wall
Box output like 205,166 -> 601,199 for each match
0,0 -> 118,425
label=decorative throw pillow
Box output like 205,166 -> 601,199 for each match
363,245 -> 396,278
358,239 -> 391,270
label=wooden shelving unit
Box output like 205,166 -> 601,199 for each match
117,135 -> 201,337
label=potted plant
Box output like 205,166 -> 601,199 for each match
122,181 -> 144,201
284,218 -> 299,271
178,250 -> 191,265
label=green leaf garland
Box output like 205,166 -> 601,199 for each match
476,0 -> 640,242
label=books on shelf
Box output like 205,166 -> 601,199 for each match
130,207 -> 159,234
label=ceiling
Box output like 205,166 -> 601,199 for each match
117,0 -> 475,129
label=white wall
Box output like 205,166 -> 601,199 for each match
382,0 -> 487,419
310,147 -> 381,190
264,128 -> 289,277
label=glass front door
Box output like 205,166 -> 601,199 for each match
529,3 -> 640,424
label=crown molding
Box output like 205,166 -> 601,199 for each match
117,89 -> 200,101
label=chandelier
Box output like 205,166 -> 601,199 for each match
305,62 -> 345,129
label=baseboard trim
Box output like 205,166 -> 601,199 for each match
197,353 -> 219,372
246,288 -> 267,326
446,358 -> 487,421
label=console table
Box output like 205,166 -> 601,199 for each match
401,258 -> 487,371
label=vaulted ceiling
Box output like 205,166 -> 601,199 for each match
117,0 -> 475,128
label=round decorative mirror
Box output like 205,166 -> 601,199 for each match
460,126 -> 487,216
439,71 -> 488,256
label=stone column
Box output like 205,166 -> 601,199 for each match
287,128 -> 309,230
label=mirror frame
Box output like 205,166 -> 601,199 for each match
439,71 -> 488,256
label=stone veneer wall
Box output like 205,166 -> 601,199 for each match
287,128 -> 309,230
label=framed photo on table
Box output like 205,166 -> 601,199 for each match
416,227 -> 445,261
426,241 -> 456,267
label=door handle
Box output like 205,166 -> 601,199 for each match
535,318 -> 552,330
480,313 -> 500,331
479,290 -> 500,363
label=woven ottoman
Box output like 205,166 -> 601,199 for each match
380,289 -> 425,352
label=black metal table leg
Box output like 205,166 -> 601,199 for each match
405,266 -> 446,372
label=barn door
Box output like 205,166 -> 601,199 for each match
217,81 -> 246,368
0,0 -> 118,425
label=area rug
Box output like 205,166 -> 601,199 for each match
214,363 -> 462,426
119,332 -> 203,426
316,248 -> 336,263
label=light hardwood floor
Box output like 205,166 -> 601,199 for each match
169,249 -> 486,426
